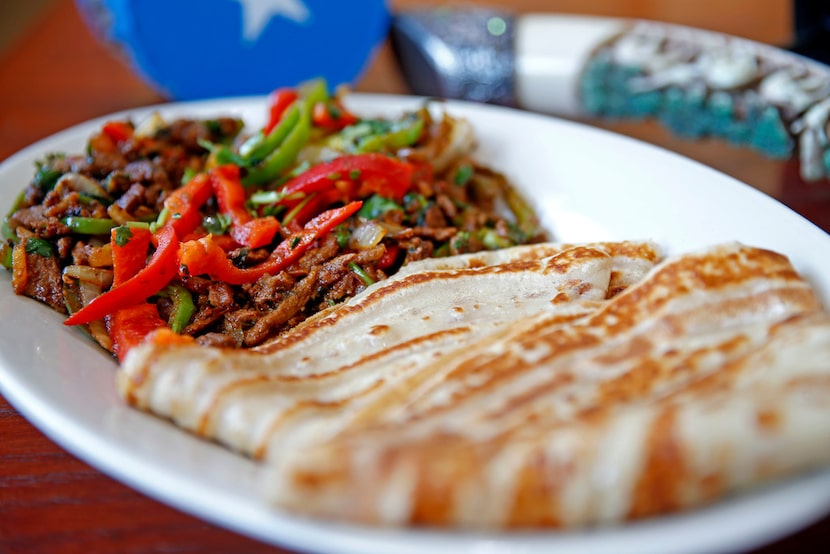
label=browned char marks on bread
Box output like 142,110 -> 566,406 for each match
267,243 -> 830,528
628,406 -> 688,519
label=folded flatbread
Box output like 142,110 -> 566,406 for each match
119,241 -> 660,459
267,242 -> 830,528
118,240 -> 830,529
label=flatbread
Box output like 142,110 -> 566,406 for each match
264,242 -> 830,528
118,241 -> 660,459
118,240 -> 830,529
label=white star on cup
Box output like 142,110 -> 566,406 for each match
233,0 -> 311,42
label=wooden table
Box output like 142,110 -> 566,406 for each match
1,1 -> 829,552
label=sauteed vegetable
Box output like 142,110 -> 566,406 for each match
2,80 -> 544,359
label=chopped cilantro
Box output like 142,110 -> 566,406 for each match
403,192 -> 428,210
197,138 -> 249,167
327,103 -> 343,120
334,224 -> 350,248
25,237 -> 53,257
453,164 -> 474,186
358,194 -> 402,220
203,213 -> 232,235
33,158 -> 64,192
204,119 -> 223,134
449,231 -> 470,253
114,226 -> 134,247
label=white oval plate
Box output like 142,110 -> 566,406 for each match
2,95 -> 830,554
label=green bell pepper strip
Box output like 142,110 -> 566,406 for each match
477,228 -> 514,250
0,242 -> 12,270
239,104 -> 300,164
242,112 -> 310,185
242,80 -> 329,186
63,216 -> 117,235
386,116 -> 424,149
197,138 -> 250,167
504,186 -> 542,240
296,78 -> 330,107
158,284 -> 195,333
3,190 -> 27,242
326,114 -> 424,154
356,116 -> 424,153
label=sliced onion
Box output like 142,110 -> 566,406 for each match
348,220 -> 387,250
86,243 -> 113,268
134,111 -> 166,138
429,115 -> 476,174
55,173 -> 110,200
297,143 -> 344,166
86,319 -> 113,351
64,276 -> 113,351
378,221 -> 405,234
62,265 -> 113,289
11,243 -> 27,295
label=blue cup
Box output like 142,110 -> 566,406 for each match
75,0 -> 391,100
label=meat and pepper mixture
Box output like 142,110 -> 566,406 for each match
1,81 -> 544,359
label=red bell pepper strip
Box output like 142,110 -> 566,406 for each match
264,88 -> 298,134
102,120 -> 134,144
181,228 -> 239,251
278,153 -> 414,204
64,224 -> 180,326
377,244 -> 400,270
146,327 -> 196,348
232,218 -> 281,248
160,173 -> 213,237
179,201 -> 362,285
111,226 -> 152,286
110,303 -> 168,362
210,165 -> 279,248
312,99 -> 358,131
281,189 -> 346,231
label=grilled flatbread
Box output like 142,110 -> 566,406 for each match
266,242 -> 830,528
119,240 -> 830,529
118,241 -> 660,459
